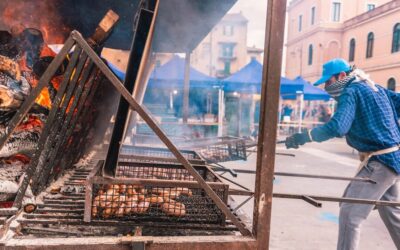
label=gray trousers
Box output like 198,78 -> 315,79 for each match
338,160 -> 400,250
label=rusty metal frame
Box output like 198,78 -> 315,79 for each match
69,31 -> 251,236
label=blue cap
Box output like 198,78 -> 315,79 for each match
313,58 -> 351,86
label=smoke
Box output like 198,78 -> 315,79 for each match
0,0 -> 70,44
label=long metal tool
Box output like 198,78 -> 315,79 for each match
213,168 -> 376,184
274,193 -> 400,207
274,172 -> 377,184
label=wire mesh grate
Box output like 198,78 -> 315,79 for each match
91,184 -> 225,224
87,161 -> 228,226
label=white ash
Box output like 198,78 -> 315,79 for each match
0,161 -> 25,181
0,179 -> 35,205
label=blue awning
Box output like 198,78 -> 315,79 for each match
222,59 -> 303,94
281,76 -> 331,101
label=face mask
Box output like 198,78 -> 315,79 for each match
324,75 -> 355,99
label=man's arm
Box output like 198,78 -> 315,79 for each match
384,88 -> 400,116
310,90 -> 356,142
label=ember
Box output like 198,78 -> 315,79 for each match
0,27 -> 62,172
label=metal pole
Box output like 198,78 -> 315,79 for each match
183,52 -> 191,123
169,91 -> 173,110
298,92 -> 304,133
218,88 -> 224,136
250,95 -> 256,135
237,93 -> 242,137
253,0 -> 287,248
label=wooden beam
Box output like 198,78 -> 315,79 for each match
4,236 -> 256,250
253,0 -> 287,249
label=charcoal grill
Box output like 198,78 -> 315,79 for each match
85,160 -> 229,226
0,1 -> 251,237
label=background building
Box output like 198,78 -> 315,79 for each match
285,0 -> 400,90
191,13 -> 263,78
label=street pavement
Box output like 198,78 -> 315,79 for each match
223,138 -> 396,250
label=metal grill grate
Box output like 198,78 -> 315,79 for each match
119,145 -> 206,165
115,162 -> 216,181
179,137 -> 247,163
91,184 -> 225,224
85,161 -> 229,226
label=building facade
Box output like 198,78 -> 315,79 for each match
286,0 -> 400,90
191,13 -> 263,78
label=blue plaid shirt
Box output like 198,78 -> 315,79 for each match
311,79 -> 400,174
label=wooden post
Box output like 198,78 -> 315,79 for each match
253,0 -> 287,248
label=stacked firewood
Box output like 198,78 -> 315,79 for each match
92,184 -> 193,219
0,28 -> 62,165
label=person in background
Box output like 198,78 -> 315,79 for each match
284,58 -> 400,250
318,104 -> 332,123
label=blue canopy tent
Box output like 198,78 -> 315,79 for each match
281,76 -> 331,132
148,56 -> 218,88
106,56 -> 218,88
222,59 -> 303,94
281,76 -> 331,101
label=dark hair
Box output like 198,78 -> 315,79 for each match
333,70 -> 352,80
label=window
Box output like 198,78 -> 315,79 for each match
220,43 -> 235,58
308,44 -> 313,65
298,15 -> 303,32
224,61 -> 231,75
349,38 -> 356,62
392,23 -> 400,53
223,25 -> 234,36
366,32 -> 374,58
367,4 -> 375,11
311,7 -> 316,25
388,78 -> 396,91
332,2 -> 341,22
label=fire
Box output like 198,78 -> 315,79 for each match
36,89 -> 52,109
16,116 -> 44,132
2,1 -> 69,44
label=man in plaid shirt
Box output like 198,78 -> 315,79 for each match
285,58 -> 400,250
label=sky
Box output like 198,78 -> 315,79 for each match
229,0 -> 269,49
